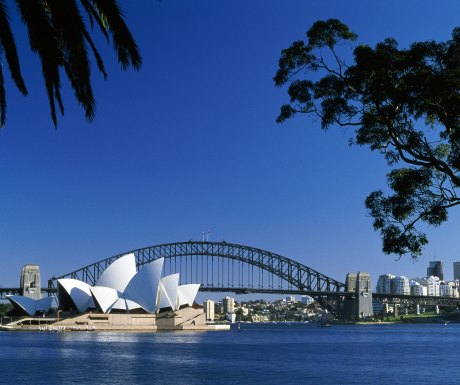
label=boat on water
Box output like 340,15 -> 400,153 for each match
319,322 -> 331,327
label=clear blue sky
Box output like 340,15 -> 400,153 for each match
0,1 -> 459,288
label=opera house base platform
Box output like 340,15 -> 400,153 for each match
0,307 -> 230,332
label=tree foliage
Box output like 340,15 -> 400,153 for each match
0,0 -> 141,127
0,303 -> 11,316
274,19 -> 460,259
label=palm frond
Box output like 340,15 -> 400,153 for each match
82,29 -> 108,79
80,0 -> 109,42
0,60 -> 6,127
89,0 -> 142,70
46,0 -> 95,121
7,0 -> 141,127
0,0 -> 27,95
15,0 -> 62,126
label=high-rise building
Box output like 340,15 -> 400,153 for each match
203,300 -> 215,321
222,296 -> 235,314
427,261 -> 444,281
454,262 -> 460,281
20,264 -> 41,300
392,276 -> 410,295
376,274 -> 395,294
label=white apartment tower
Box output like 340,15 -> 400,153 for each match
203,300 -> 215,321
222,296 -> 235,314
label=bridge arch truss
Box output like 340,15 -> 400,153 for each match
50,241 -> 346,313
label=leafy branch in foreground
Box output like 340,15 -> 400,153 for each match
275,19 -> 460,259
0,0 -> 141,127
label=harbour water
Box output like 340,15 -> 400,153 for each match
1,323 -> 459,384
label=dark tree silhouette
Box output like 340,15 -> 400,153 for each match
275,19 -> 460,259
0,0 -> 141,127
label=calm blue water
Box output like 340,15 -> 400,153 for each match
0,323 -> 459,384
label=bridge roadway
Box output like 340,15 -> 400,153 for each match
0,287 -> 57,299
372,293 -> 460,307
2,286 -> 460,309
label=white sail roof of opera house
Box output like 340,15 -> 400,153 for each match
123,258 -> 164,313
177,284 -> 201,308
89,286 -> 119,313
6,295 -> 54,316
57,255 -> 200,314
158,273 -> 180,310
58,278 -> 96,313
95,253 -> 137,293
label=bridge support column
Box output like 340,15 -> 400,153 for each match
416,304 -> 420,315
394,304 -> 398,318
435,305 -> 440,314
343,272 -> 373,320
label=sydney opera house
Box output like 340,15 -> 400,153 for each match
5,254 -> 225,331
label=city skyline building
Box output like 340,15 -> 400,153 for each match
376,274 -> 395,294
454,262 -> 460,281
427,276 -> 441,297
410,281 -> 427,296
440,282 -> 455,297
427,261 -> 444,281
392,276 -> 410,295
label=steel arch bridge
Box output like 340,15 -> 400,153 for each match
49,241 -> 347,315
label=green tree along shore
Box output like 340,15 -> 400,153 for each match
0,303 -> 11,317
275,19 -> 460,259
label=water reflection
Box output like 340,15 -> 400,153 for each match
4,325 -> 460,385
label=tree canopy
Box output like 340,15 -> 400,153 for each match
274,19 -> 460,259
0,0 -> 141,127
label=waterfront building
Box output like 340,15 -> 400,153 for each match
427,261 -> 444,281
410,281 -> 427,296
438,281 -> 459,297
450,280 -> 460,298
203,300 -> 215,321
392,276 -> 410,295
285,296 -> 296,303
440,282 -> 454,297
252,314 -> 269,322
20,264 -> 41,300
376,274 -> 395,294
426,276 -> 440,296
223,296 -> 235,314
301,295 -> 314,305
454,262 -> 460,281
